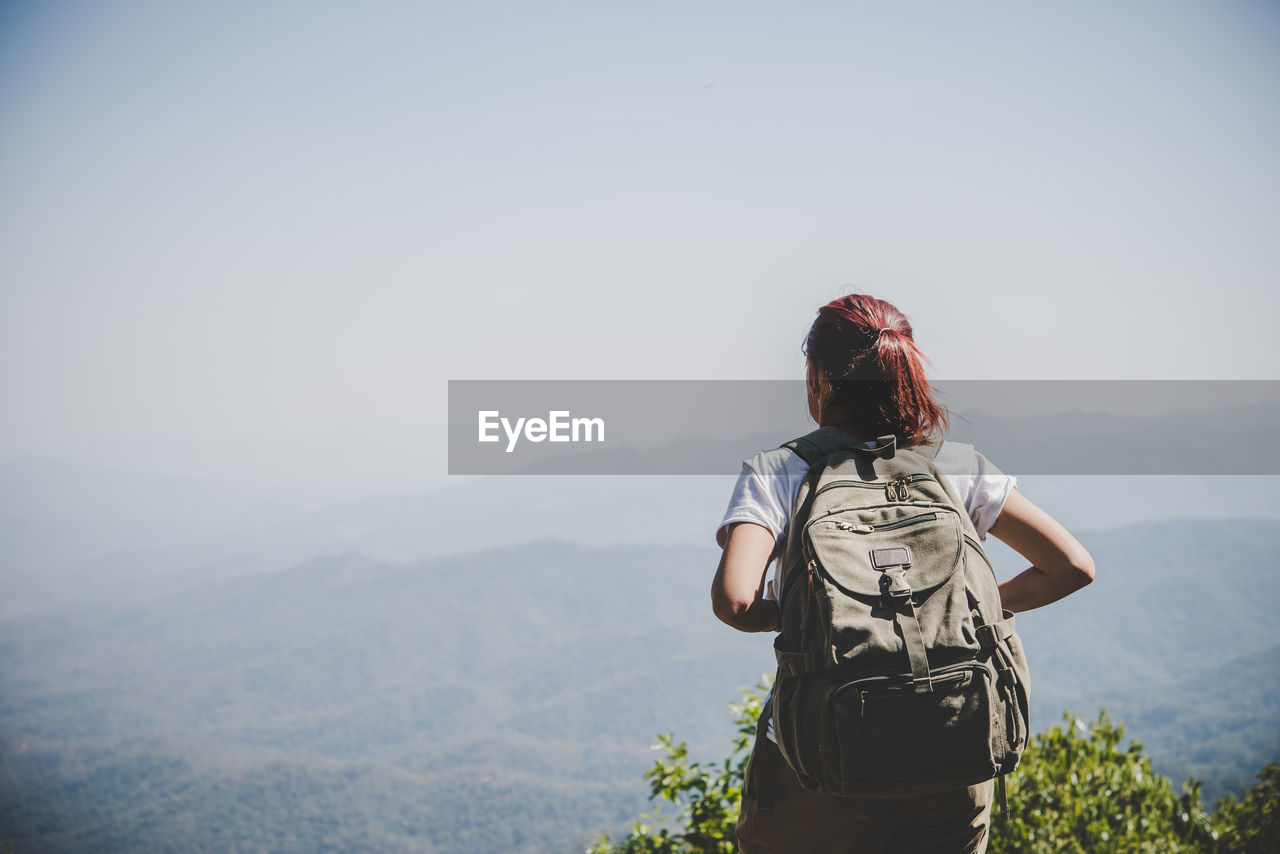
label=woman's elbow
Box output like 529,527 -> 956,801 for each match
711,585 -> 766,632
1068,550 -> 1096,590
711,591 -> 750,629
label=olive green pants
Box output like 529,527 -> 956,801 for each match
737,737 -> 994,854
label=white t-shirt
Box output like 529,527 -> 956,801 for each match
716,440 -> 1017,604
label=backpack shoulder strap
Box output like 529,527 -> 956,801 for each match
781,427 -> 898,465
911,435 -> 946,463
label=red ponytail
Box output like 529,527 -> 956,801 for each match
803,294 -> 949,444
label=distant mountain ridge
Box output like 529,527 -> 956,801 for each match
2,519 -> 1278,852
4,450 -> 1279,620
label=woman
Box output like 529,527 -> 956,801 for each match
711,294 -> 1095,854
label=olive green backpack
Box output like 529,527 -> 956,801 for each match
747,427 -> 1030,814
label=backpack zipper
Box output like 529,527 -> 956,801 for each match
812,473 -> 938,501
805,502 -> 960,536
831,661 -> 985,716
827,512 -> 940,534
778,557 -> 820,615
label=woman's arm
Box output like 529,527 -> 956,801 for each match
987,487 -> 1095,613
711,521 -> 781,633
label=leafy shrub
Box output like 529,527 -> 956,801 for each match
589,685 -> 1278,853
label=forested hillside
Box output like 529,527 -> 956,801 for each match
1,519 -> 1278,852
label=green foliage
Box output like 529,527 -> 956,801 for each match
991,711 -> 1216,853
590,695 -> 1280,854
1210,763 -> 1280,854
587,677 -> 770,854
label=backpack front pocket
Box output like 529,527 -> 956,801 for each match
817,662 -> 1001,797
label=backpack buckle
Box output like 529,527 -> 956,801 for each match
871,547 -> 913,599
870,547 -> 914,599
881,568 -> 913,599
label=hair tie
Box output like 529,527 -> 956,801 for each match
878,327 -> 894,336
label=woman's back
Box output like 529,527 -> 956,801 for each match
712,294 -> 1094,854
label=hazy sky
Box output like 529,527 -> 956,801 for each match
1,0 -> 1277,500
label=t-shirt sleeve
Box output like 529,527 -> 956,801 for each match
715,448 -> 807,549
716,464 -> 789,549
935,442 -> 1017,541
961,449 -> 1018,541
